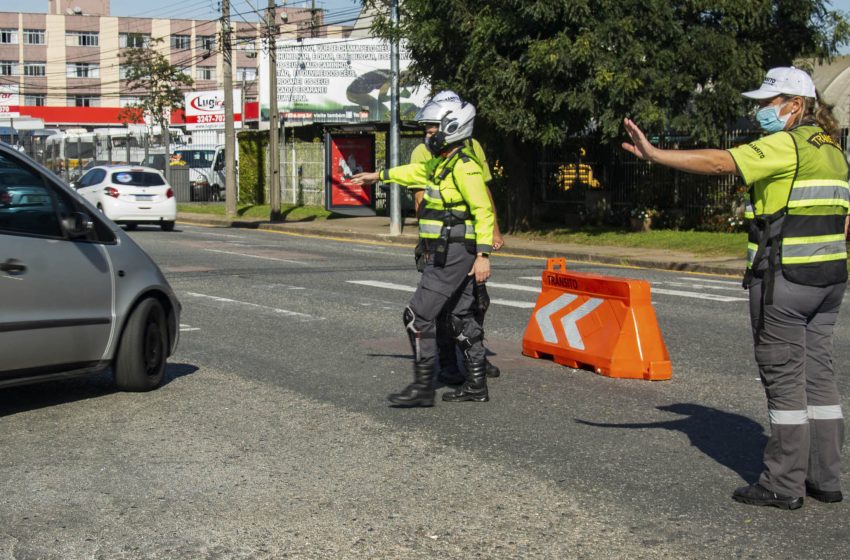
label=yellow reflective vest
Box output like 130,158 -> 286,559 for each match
382,145 -> 494,253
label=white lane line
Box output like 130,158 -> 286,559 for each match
650,288 -> 747,302
660,281 -> 742,292
347,280 -> 536,308
179,323 -> 201,332
677,277 -> 740,286
184,292 -> 322,320
487,281 -> 541,293
203,248 -> 308,265
347,280 -> 415,293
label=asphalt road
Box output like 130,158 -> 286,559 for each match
2,223 -> 848,559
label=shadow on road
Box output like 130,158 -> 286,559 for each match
0,362 -> 198,418
576,403 -> 766,482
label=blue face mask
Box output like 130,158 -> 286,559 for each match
755,103 -> 790,133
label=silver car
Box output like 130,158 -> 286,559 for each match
0,143 -> 180,391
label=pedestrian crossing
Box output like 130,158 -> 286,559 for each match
347,273 -> 749,308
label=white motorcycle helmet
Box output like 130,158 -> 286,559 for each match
415,90 -> 476,155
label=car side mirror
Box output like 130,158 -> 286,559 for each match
62,212 -> 94,239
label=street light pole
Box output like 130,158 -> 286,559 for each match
223,0 -> 237,217
388,0 -> 401,235
267,0 -> 281,221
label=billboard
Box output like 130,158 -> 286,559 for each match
259,38 -> 430,124
325,133 -> 376,216
184,89 -> 242,131
0,85 -> 20,118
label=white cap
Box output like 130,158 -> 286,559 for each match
742,66 -> 816,99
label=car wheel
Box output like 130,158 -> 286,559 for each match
124,223 -> 138,231
161,220 -> 175,232
114,298 -> 168,392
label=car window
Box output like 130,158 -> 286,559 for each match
90,169 -> 106,185
0,153 -> 64,237
111,171 -> 165,186
78,169 -> 96,187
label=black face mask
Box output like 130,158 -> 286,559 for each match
426,131 -> 447,155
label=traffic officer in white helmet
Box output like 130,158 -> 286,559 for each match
352,91 -> 495,406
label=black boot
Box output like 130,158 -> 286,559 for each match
388,362 -> 435,407
484,357 -> 500,378
437,348 -> 465,385
442,360 -> 489,402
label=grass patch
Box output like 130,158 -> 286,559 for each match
513,227 -> 747,257
178,203 -> 332,222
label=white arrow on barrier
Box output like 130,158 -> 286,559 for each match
535,294 -> 604,350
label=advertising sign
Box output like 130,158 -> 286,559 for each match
184,89 -> 242,131
259,38 -> 430,124
325,133 -> 376,216
0,85 -> 20,118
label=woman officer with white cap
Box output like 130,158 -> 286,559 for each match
622,67 -> 848,510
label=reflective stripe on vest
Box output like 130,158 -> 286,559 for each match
747,242 -> 758,269
786,180 -> 850,210
781,234 -> 847,264
418,220 -> 443,238
744,197 -> 755,219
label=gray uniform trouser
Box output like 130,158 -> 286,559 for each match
407,242 -> 485,369
749,271 -> 846,497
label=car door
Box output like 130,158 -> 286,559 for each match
76,168 -> 106,205
0,148 -> 114,377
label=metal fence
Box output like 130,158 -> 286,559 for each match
280,136 -> 325,207
535,128 -> 850,229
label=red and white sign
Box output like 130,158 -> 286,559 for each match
184,89 -> 242,131
0,85 -> 20,118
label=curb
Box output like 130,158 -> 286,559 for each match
176,213 -> 744,278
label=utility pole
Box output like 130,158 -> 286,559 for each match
388,0 -> 401,235
311,0 -> 318,38
267,0 -> 281,220
222,0 -> 238,217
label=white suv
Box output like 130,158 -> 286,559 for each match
74,165 -> 177,231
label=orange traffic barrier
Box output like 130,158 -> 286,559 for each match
522,258 -> 672,380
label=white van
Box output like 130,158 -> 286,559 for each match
171,145 -> 236,201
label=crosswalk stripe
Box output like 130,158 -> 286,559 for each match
660,281 -> 743,292
486,282 -> 541,293
676,277 -> 740,286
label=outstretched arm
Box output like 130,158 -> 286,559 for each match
621,118 -> 739,176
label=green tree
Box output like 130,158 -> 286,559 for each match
366,0 -> 850,229
119,37 -> 194,158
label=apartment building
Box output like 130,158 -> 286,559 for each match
0,0 -> 351,126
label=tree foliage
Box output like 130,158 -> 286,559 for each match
119,38 -> 194,132
368,0 -> 849,144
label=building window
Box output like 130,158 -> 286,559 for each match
119,33 -> 150,49
66,31 -> 99,47
236,67 -> 257,81
66,63 -> 99,78
119,65 -> 130,79
0,29 -> 18,45
196,66 -> 215,81
0,61 -> 18,76
69,95 -> 100,107
119,96 -> 141,107
196,35 -> 215,51
23,62 -> 46,77
178,66 -> 192,77
171,34 -> 191,50
23,29 -> 45,45
24,94 -> 46,106
236,40 -> 256,52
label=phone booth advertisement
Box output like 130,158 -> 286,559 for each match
325,134 -> 376,216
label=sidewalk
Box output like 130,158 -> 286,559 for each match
176,212 -> 746,277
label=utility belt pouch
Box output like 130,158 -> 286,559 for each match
432,226 -> 450,267
414,239 -> 427,273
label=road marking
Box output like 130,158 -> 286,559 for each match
179,323 -> 201,332
347,280 -> 536,308
487,281 -> 542,293
650,288 -> 747,302
676,277 -> 740,286
347,280 -> 415,292
203,248 -> 308,265
184,292 -> 322,320
660,281 -> 742,292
